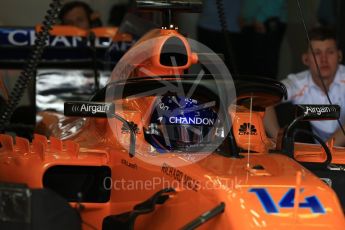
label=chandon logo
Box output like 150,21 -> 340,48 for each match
168,117 -> 215,125
238,123 -> 257,135
72,104 -> 111,114
304,106 -> 334,115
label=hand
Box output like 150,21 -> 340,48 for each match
254,21 -> 266,33
238,16 -> 245,29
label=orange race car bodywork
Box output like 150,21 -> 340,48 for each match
1,27 -> 345,230
294,141 -> 345,165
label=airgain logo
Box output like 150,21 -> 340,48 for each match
239,123 -> 257,135
304,106 -> 333,116
64,102 -> 114,118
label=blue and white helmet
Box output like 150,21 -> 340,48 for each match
144,95 -> 222,152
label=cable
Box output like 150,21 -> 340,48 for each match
215,0 -> 239,78
0,0 -> 62,133
88,31 -> 100,92
296,0 -> 345,138
247,95 -> 253,168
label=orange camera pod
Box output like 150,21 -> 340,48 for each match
127,29 -> 198,77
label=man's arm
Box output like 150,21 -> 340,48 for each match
264,106 -> 280,139
329,127 -> 345,146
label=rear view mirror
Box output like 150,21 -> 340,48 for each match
295,104 -> 340,120
278,104 -> 340,160
64,101 -> 136,157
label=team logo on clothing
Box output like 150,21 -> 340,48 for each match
238,123 -> 257,135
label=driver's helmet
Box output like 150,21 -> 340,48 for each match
144,95 -> 223,152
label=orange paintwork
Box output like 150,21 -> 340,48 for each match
1,26 -> 345,230
110,29 -> 198,79
294,141 -> 345,165
1,118 -> 345,229
35,24 -> 133,41
231,106 -> 275,153
91,27 -> 133,42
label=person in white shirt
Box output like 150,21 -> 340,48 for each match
265,27 -> 345,146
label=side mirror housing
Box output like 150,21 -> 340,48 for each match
277,104 -> 339,167
64,102 -> 115,118
295,104 -> 340,121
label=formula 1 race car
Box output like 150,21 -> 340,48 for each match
1,0 -> 345,230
